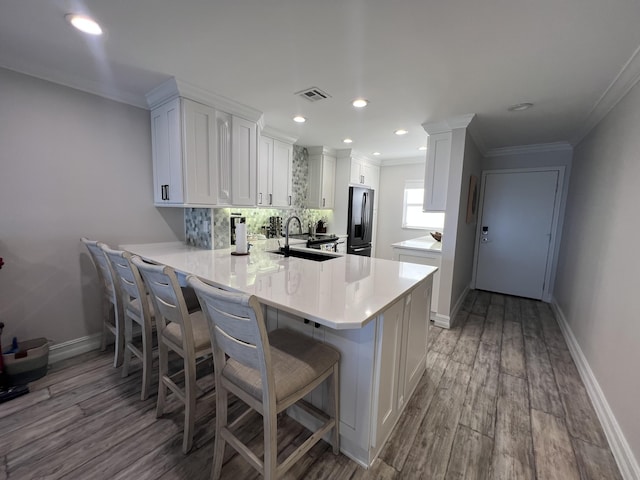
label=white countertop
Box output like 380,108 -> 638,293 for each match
392,235 -> 443,253
122,240 -> 436,330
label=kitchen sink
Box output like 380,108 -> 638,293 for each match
269,248 -> 339,262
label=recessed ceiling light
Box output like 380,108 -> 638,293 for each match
293,116 -> 306,123
395,129 -> 408,136
372,152 -> 381,156
508,102 -> 533,112
418,146 -> 427,151
352,99 -> 368,108
343,138 -> 353,144
65,14 -> 103,35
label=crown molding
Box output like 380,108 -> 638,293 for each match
465,118 -> 488,155
572,43 -> 640,146
485,141 -> 573,158
306,145 -> 337,157
145,77 -> 263,122
380,156 -> 425,167
261,125 -> 298,144
2,65 -> 148,109
422,113 -> 476,135
335,148 -> 382,166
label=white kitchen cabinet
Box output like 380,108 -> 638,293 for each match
231,115 -> 257,206
151,98 -> 184,204
350,158 -> 380,191
273,140 -> 293,206
147,78 -> 263,207
307,146 -> 336,209
373,279 -> 430,449
215,110 -> 232,205
372,298 -> 404,449
257,135 -> 272,207
258,133 -> 294,207
269,278 -> 431,466
392,247 -> 441,319
152,97 -> 224,206
400,280 -> 430,405
423,131 -> 452,211
150,97 -> 256,207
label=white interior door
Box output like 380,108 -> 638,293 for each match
474,170 -> 559,299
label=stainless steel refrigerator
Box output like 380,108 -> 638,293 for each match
347,186 -> 374,256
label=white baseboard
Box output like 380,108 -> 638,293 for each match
48,332 -> 103,364
432,313 -> 450,329
432,285 -> 470,330
551,298 -> 640,480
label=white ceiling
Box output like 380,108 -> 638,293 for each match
2,0 -> 640,159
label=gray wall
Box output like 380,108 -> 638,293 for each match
450,131 -> 482,315
375,161 -> 426,260
554,79 -> 640,465
0,68 -> 184,345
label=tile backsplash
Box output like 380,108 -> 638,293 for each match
185,145 -> 334,249
185,208 -> 212,249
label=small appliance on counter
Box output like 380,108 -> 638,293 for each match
230,214 -> 246,245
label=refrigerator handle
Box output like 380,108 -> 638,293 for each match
363,192 -> 368,239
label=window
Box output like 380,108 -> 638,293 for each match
402,180 -> 445,230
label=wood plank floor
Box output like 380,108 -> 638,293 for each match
0,291 -> 622,480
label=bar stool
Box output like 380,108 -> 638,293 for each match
132,257 -> 213,454
187,275 -> 341,480
102,246 -> 155,400
81,238 -> 124,368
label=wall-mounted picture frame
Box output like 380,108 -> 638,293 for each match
466,175 -> 478,224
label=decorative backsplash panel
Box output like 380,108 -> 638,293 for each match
185,208 -> 212,249
186,145 -> 335,249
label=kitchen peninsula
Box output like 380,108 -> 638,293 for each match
122,240 -> 436,467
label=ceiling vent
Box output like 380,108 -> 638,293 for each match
296,87 -> 332,102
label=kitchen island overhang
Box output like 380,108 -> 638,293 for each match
122,241 -> 437,467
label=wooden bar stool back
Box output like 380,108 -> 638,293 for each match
132,257 -> 212,454
188,275 -> 341,480
81,237 -> 124,368
102,247 -> 155,400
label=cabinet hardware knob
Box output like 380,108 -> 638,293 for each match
314,322 -> 321,328
304,319 -> 310,324
289,195 -> 292,206
269,193 -> 273,205
259,192 -> 262,204
323,198 -> 326,207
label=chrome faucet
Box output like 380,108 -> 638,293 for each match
284,215 -> 302,257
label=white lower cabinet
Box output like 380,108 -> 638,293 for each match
392,247 -> 441,319
265,276 -> 432,467
371,298 -> 404,449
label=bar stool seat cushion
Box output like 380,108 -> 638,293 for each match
223,328 -> 340,403
163,311 -> 211,351
127,295 -> 155,318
